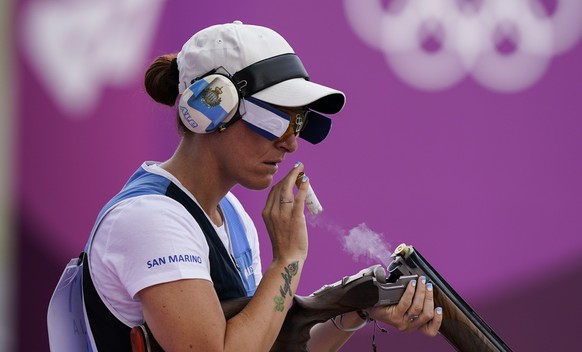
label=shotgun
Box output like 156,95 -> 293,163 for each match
130,243 -> 512,352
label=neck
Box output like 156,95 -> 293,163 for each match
160,136 -> 235,225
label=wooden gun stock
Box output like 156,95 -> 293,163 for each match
130,244 -> 512,352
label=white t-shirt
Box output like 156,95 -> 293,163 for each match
88,162 -> 262,325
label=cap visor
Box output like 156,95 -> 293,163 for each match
252,78 -> 346,114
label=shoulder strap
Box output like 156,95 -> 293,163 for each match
82,252 -> 131,351
85,167 -> 173,252
219,197 -> 257,295
165,183 -> 247,300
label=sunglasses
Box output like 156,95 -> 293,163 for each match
242,97 -> 310,141
272,106 -> 309,140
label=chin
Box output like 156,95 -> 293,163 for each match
241,176 -> 273,191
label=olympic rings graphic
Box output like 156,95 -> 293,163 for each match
344,0 -> 582,92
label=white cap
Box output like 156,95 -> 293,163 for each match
176,21 -> 345,114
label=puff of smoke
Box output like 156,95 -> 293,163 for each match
306,215 -> 392,266
342,223 -> 393,267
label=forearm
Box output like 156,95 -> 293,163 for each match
307,311 -> 368,352
225,258 -> 305,351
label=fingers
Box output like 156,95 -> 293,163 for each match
269,162 -> 309,214
393,278 -> 417,319
263,162 -> 303,215
414,280 -> 442,335
282,161 -> 307,205
423,307 -> 443,337
405,276 -> 427,324
262,162 -> 310,261
399,277 -> 443,334
367,276 -> 443,337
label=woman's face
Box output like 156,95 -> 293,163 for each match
210,117 -> 299,190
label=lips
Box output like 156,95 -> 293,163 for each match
265,157 -> 284,166
264,159 -> 283,172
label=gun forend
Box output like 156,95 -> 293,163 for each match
388,243 -> 513,352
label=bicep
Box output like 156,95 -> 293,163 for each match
138,278 -> 226,352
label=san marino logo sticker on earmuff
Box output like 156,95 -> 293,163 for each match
178,73 -> 240,134
202,86 -> 223,108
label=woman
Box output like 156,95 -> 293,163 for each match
84,21 -> 442,351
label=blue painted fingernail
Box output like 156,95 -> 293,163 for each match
421,276 -> 426,284
437,307 -> 442,315
294,161 -> 302,168
411,280 -> 417,287
427,283 -> 433,291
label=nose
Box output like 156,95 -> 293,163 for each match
275,133 -> 298,153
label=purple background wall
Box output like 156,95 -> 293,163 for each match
13,0 -> 582,351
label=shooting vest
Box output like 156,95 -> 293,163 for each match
48,165 -> 257,351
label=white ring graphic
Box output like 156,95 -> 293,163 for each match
344,0 -> 582,93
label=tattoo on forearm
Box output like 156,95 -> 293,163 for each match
273,261 -> 299,312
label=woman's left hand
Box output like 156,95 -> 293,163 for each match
367,276 -> 443,336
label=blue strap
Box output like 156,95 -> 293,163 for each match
219,197 -> 257,296
85,167 -> 171,252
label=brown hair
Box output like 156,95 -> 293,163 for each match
144,53 -> 180,107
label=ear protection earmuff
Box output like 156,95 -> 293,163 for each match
178,73 -> 240,134
178,53 -> 310,134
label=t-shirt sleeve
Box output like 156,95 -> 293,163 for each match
90,195 -> 212,299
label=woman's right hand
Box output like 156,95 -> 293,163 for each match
262,162 -> 309,263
